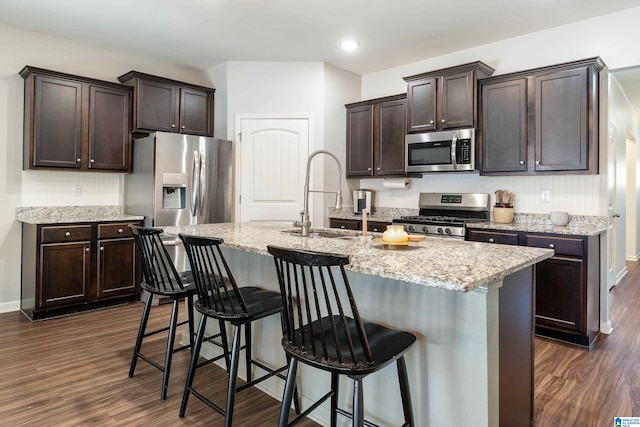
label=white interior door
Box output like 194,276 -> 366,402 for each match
239,117 -> 309,222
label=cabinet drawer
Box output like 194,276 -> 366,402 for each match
525,235 -> 583,257
466,229 -> 519,245
98,223 -> 135,239
368,221 -> 391,233
329,218 -> 361,230
41,225 -> 92,243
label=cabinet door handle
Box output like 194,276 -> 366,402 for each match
181,125 -> 186,129
65,232 -> 71,237
90,158 -> 95,163
85,247 -> 90,253
441,119 -> 446,124
367,167 -> 372,171
376,167 -> 380,171
373,228 -> 379,232
536,160 -> 541,165
488,238 -> 495,243
100,246 -> 104,251
548,243 -> 555,249
76,158 -> 81,162
171,124 -> 176,128
429,120 -> 434,125
340,225 -> 346,229
118,228 -> 123,233
519,160 -> 525,165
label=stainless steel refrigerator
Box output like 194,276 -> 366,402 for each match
124,132 -> 233,270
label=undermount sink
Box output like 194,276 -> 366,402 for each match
283,229 -> 354,239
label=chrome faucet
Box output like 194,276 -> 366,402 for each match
293,150 -> 343,237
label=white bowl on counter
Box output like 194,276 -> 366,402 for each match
550,211 -> 570,226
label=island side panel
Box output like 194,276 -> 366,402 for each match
499,265 -> 535,427
211,246 -> 509,427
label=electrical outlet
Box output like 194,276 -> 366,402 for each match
540,189 -> 550,203
73,185 -> 82,197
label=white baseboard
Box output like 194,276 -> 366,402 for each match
0,300 -> 20,313
616,266 -> 628,285
600,320 -> 613,335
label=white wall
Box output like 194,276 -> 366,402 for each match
359,7 -> 640,216
0,23 -> 212,311
211,61 -> 360,228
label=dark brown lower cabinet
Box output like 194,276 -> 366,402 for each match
21,221 -> 142,320
466,228 -> 600,347
329,218 -> 391,232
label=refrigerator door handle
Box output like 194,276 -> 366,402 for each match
191,150 -> 200,217
198,149 -> 206,215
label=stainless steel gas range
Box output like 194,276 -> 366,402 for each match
392,192 -> 490,239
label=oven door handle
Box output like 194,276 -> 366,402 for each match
451,132 -> 458,170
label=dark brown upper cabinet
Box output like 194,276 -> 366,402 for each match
403,62 -> 494,133
345,94 -> 407,178
118,71 -> 214,137
21,66 -> 132,172
479,57 -> 604,175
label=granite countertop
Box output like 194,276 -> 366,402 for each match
330,208 -> 607,237
16,206 -> 144,224
466,213 -> 607,236
161,222 -> 553,293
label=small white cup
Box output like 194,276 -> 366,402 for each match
550,211 -> 569,226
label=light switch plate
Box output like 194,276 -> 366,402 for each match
73,185 -> 82,197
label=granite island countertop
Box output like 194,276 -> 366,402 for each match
16,206 -> 144,224
162,222 -> 553,293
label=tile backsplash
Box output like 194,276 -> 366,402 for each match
359,172 -> 603,215
21,171 -> 121,206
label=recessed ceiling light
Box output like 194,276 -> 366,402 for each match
340,40 -> 360,51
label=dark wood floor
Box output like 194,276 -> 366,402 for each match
0,300 -> 318,427
1,262 -> 639,426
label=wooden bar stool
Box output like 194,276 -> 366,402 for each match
128,225 -> 229,401
268,245 -> 417,427
178,234 -> 298,427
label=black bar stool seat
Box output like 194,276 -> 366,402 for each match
268,245 -> 417,427
285,315 -> 416,376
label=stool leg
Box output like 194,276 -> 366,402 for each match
160,298 -> 180,400
219,320 -> 230,371
353,377 -> 364,427
330,373 -> 339,427
186,295 -> 195,352
278,357 -> 298,427
129,292 -> 153,378
180,315 -> 207,417
245,323 -> 252,382
225,325 -> 243,427
397,357 -> 414,426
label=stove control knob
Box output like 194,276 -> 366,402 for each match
422,226 -> 429,233
445,228 -> 452,235
407,225 -> 415,232
437,227 -> 443,234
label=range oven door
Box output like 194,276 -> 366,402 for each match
405,128 -> 475,172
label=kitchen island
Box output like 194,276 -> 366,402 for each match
163,222 -> 553,427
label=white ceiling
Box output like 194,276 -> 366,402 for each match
1,0 -> 640,76
2,0 -> 640,112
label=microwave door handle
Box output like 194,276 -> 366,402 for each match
451,133 -> 458,170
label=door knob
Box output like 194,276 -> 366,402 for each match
614,213 -> 621,218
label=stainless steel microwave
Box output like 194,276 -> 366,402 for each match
405,128 -> 475,173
